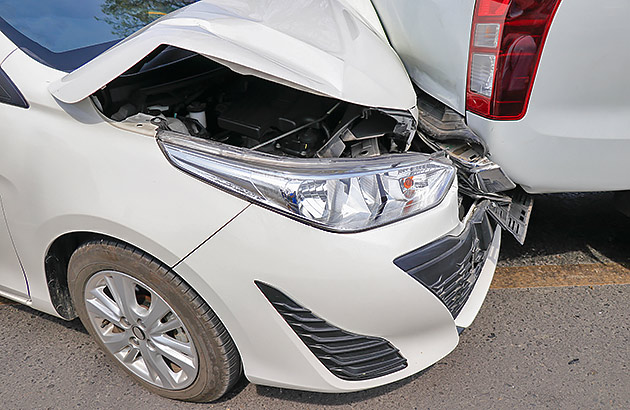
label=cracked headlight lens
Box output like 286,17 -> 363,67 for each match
158,132 -> 455,232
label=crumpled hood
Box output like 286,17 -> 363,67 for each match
49,0 -> 416,112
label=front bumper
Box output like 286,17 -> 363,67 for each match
174,185 -> 500,393
394,201 -> 496,320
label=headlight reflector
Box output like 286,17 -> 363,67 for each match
158,132 -> 455,232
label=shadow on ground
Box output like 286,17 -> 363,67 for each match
498,192 -> 630,268
253,371 -> 426,406
10,302 -> 88,334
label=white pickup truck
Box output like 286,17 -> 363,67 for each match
372,0 -> 630,196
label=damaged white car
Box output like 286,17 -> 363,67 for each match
0,0 -> 512,401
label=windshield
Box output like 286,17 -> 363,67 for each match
0,0 -> 198,53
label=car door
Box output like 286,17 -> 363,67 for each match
0,36 -> 29,301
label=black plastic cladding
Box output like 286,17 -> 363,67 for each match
394,206 -> 496,319
255,282 -> 408,381
0,67 -> 28,109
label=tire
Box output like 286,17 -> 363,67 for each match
67,240 -> 241,402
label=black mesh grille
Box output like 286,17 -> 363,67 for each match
394,205 -> 496,319
256,282 -> 408,381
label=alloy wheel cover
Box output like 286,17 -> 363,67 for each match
84,270 -> 199,390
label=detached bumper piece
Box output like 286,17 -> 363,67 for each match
415,90 -> 534,244
487,188 -> 534,245
256,282 -> 408,381
394,203 -> 496,319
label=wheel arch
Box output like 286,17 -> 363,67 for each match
44,231 -> 185,320
37,210 -> 211,320
45,231 -> 117,319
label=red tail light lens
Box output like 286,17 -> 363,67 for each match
478,0 -> 510,17
466,0 -> 562,120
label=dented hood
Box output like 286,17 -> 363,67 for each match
49,0 -> 416,112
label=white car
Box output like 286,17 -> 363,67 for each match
374,0 -> 630,195
0,0 -> 507,402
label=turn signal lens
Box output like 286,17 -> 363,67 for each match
474,23 -> 501,48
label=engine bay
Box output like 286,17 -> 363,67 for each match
92,46 -> 416,159
90,46 -> 527,233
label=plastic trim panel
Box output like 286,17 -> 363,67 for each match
394,202 -> 496,318
256,281 -> 408,381
0,66 -> 28,108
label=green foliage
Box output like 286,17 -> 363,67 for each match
98,0 -> 198,38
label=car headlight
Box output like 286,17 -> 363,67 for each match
158,131 -> 455,232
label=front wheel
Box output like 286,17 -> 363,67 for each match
68,240 -> 241,402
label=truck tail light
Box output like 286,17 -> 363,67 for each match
466,0 -> 562,120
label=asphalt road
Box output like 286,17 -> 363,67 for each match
1,193 -> 629,409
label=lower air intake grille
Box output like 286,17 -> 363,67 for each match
256,282 -> 408,381
394,203 -> 496,319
